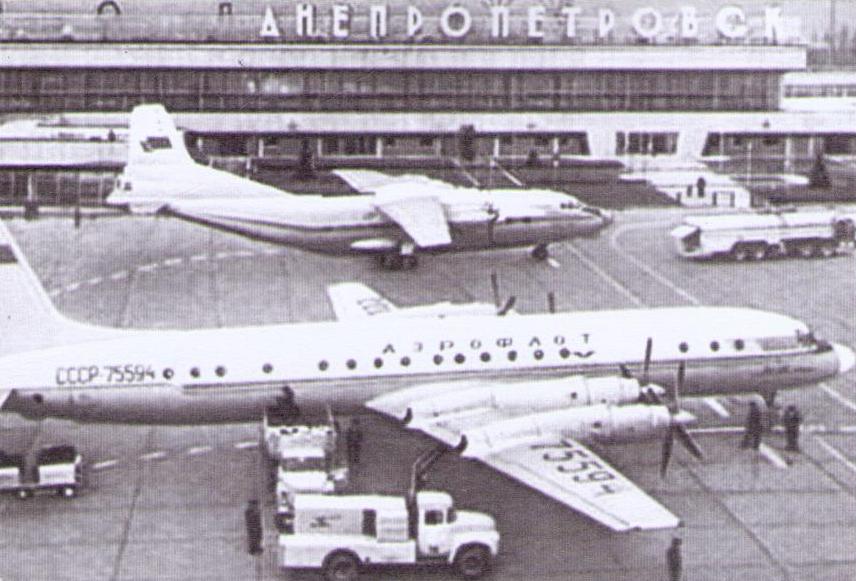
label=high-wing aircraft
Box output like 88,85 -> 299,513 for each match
106,105 -> 612,270
0,222 -> 853,531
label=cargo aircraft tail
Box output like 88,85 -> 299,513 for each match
109,104 -> 285,212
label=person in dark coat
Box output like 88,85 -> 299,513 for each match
740,401 -> 763,450
783,405 -> 802,452
666,537 -> 683,581
244,499 -> 263,555
346,418 -> 364,465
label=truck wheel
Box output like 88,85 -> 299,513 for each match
797,243 -> 817,259
455,545 -> 492,580
819,243 -> 837,258
750,244 -> 767,261
323,552 -> 360,581
730,244 -> 750,262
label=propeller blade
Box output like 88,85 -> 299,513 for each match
547,292 -> 556,314
402,408 -> 413,425
674,423 -> 704,460
660,425 -> 674,478
490,272 -> 501,309
498,296 -> 517,316
619,364 -> 632,379
642,337 -> 653,385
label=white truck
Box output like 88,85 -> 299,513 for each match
278,490 -> 499,581
670,210 -> 856,261
0,445 -> 84,499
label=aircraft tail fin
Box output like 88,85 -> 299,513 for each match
126,104 -> 195,170
0,221 -> 115,355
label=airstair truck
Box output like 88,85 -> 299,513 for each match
278,446 -> 499,581
0,445 -> 83,499
670,210 -> 856,261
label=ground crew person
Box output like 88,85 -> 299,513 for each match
740,401 -> 763,450
783,405 -> 802,452
244,499 -> 263,556
346,418 -> 363,465
666,537 -> 683,581
276,385 -> 300,425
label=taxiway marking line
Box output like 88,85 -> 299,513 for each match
110,270 -> 129,280
139,451 -> 167,461
86,277 -> 102,286
704,397 -> 731,418
820,383 -> 856,414
48,289 -> 61,297
232,250 -> 256,258
759,443 -> 789,469
609,222 -> 701,305
234,441 -> 258,450
690,424 -> 856,435
64,282 -> 80,292
163,257 -> 183,267
190,254 -> 209,262
564,243 -> 644,307
137,263 -> 158,273
187,446 -> 213,456
92,460 -> 119,470
546,257 -> 561,270
816,436 -> 856,476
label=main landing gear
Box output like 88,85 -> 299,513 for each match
530,243 -> 550,261
378,253 -> 419,271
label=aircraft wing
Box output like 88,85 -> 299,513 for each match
0,390 -> 11,410
476,437 -> 681,532
374,197 -> 452,248
334,169 -> 451,194
326,282 -> 398,320
367,393 -> 681,532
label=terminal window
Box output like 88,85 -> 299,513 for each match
616,132 -> 678,155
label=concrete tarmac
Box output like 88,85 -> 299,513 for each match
1,212 -> 855,580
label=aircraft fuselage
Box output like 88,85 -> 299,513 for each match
1,307 -> 850,424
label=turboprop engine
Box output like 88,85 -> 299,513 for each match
459,404 -> 695,459
405,376 -> 662,426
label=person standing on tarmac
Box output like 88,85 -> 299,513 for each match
740,400 -> 763,450
346,418 -> 364,465
783,405 -> 802,452
244,499 -> 263,556
666,537 -> 683,581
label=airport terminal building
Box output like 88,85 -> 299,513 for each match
0,0 -> 852,204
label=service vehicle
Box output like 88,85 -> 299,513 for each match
0,445 -> 83,499
278,490 -> 498,581
670,210 -> 856,260
274,441 -> 348,519
277,444 -> 499,581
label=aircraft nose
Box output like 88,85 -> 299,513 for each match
834,343 -> 856,374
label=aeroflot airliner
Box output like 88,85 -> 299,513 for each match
0,221 -> 852,531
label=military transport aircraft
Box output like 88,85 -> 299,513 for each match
0,222 -> 852,531
106,105 -> 612,270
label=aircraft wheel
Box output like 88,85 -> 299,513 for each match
379,254 -> 403,270
531,244 -> 549,261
